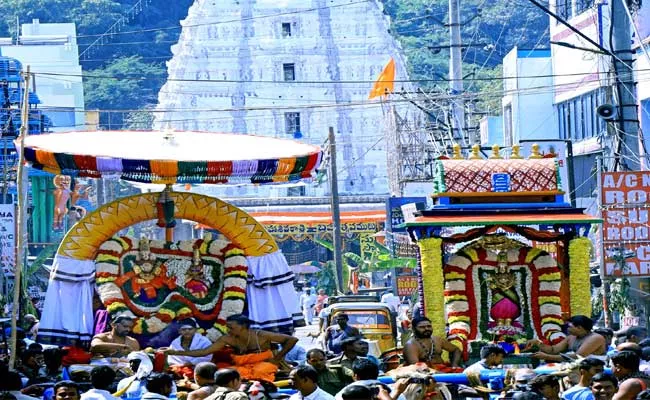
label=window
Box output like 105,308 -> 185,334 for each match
285,112 -> 301,134
557,88 -> 608,140
575,0 -> 594,15
503,104 -> 513,146
46,108 -> 75,129
281,22 -> 292,37
283,63 -> 295,81
557,105 -> 568,139
337,311 -> 391,329
556,0 -> 571,21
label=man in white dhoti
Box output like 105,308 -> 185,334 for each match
167,319 -> 213,366
300,289 -> 317,325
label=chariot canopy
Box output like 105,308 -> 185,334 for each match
24,130 -> 322,345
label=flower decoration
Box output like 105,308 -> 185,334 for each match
569,237 -> 592,317
96,236 -> 247,338
417,237 -> 446,339
443,243 -> 565,354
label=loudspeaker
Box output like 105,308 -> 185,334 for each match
596,104 -> 617,120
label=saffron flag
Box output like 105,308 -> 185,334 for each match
368,57 -> 396,99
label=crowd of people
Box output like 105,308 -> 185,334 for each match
3,305 -> 650,400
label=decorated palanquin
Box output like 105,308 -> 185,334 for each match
405,144 -> 601,360
37,191 -> 304,347
95,236 -> 247,342
25,131 -> 320,348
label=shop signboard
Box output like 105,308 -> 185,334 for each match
385,197 -> 426,257
396,275 -> 418,297
0,204 -> 15,296
601,171 -> 650,276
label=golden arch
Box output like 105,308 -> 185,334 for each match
57,192 -> 278,260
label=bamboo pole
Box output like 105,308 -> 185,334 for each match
9,66 -> 30,370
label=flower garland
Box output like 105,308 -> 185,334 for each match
417,237 -> 446,339
444,244 -> 565,354
96,237 -> 247,340
568,237 -> 592,317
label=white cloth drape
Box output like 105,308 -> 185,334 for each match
167,334 -> 213,365
38,255 -> 95,346
246,251 -> 303,333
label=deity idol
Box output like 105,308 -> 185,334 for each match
185,248 -> 210,299
487,251 -> 523,335
116,237 -> 177,303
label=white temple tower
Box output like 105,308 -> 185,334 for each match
155,0 -> 413,196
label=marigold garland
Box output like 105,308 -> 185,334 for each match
444,245 -> 565,353
96,237 -> 247,338
418,237 -> 446,339
568,237 -> 592,317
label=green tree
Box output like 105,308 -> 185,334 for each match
382,0 -> 548,108
84,56 -> 165,127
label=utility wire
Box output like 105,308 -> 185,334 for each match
75,0 -> 374,39
32,66 -> 650,84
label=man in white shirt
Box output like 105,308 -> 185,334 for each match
289,365 -> 335,400
300,289 -> 317,325
167,319 -> 213,366
380,292 -> 400,313
116,352 -> 177,399
81,366 -> 120,400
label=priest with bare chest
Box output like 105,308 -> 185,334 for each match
403,316 -> 461,368
163,314 -> 298,382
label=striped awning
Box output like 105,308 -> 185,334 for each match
22,130 -> 322,184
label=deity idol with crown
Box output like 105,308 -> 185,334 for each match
116,237 -> 177,303
487,251 -> 523,336
185,248 -> 210,299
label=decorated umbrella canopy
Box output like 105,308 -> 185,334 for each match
21,130 -> 323,347
23,130 -> 322,184
289,261 -> 322,274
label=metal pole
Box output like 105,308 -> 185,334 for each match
2,133 -> 9,203
611,0 -> 640,170
597,156 -> 613,327
449,0 -> 466,143
10,66 -> 30,370
565,140 -> 577,207
328,127 -> 344,293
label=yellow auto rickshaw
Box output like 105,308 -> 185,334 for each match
327,301 -> 399,358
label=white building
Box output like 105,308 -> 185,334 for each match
154,0 -> 415,197
0,20 -> 85,131
501,47 -> 557,146
635,6 -> 650,160
502,0 -> 613,201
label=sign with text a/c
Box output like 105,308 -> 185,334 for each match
0,204 -> 16,278
601,171 -> 650,276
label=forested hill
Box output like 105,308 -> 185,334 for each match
0,0 -> 548,117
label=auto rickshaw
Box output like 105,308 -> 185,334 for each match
326,301 -> 401,368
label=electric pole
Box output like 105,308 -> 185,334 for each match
10,65 -> 30,370
612,0 -> 640,170
328,127 -> 344,293
449,0 -> 466,143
